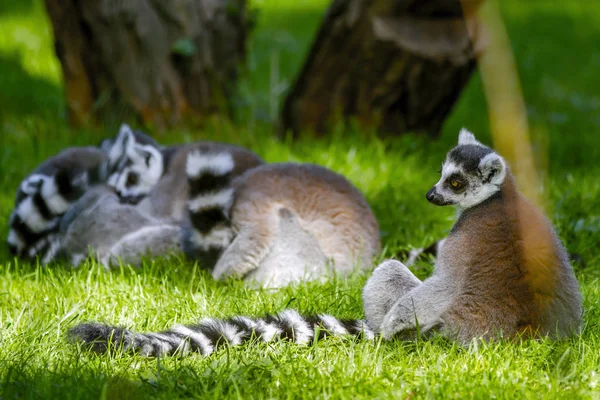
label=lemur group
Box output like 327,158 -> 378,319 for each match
7,126 -> 582,356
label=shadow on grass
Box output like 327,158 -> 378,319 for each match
0,53 -> 63,121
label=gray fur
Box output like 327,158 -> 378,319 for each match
60,185 -> 180,267
234,208 -> 330,288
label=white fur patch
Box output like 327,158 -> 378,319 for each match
458,128 -> 481,146
441,161 -> 462,180
318,314 -> 349,335
20,174 -> 46,195
108,124 -> 133,164
40,177 -> 70,215
186,151 -> 234,178
405,248 -> 423,267
188,226 -> 234,251
255,319 -> 282,342
199,318 -> 245,346
16,197 -> 51,233
188,189 -> 234,213
355,320 -> 375,340
71,253 -> 87,267
278,310 -> 313,344
171,325 -> 214,356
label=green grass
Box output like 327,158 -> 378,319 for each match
1,0 -> 599,398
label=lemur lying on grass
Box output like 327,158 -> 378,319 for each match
7,125 -> 381,288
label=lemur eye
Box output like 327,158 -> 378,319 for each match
450,180 -> 460,188
144,153 -> 152,167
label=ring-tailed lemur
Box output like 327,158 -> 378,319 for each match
6,147 -> 108,264
365,129 -> 582,343
184,161 -> 381,288
57,125 -> 264,267
69,129 -> 582,356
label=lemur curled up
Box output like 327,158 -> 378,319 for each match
58,125 -> 381,287
69,129 -> 582,356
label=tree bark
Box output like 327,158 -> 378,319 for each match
44,0 -> 250,129
280,0 -> 486,138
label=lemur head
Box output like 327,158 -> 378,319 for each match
426,128 -> 507,209
105,124 -> 164,203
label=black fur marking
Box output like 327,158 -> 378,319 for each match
265,315 -> 297,341
193,321 -> 229,348
169,328 -> 207,354
8,243 -> 17,256
448,145 -> 493,173
10,214 -> 45,247
421,240 -> 441,258
55,170 -> 86,202
227,318 -> 256,342
125,172 -> 139,188
188,172 -> 232,197
305,316 -> 329,340
190,207 -> 229,234
14,190 -> 27,207
32,192 -> 53,220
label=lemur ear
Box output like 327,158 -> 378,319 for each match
478,153 -> 506,185
108,124 -> 135,163
458,128 -> 480,146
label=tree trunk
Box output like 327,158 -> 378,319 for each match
44,0 -> 250,129
280,0 -> 486,138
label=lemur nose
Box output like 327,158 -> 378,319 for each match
426,187 -> 436,202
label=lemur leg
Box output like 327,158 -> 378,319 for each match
362,260 -> 422,331
211,225 -> 274,281
379,276 -> 449,340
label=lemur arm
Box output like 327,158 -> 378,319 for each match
362,260 -> 422,331
211,225 -> 274,281
379,276 -> 450,340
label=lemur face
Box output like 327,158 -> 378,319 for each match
426,129 -> 507,210
105,124 -> 164,203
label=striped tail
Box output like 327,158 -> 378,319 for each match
68,309 -> 375,357
182,150 -> 237,268
8,167 -> 99,263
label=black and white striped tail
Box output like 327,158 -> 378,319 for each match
68,309 -> 375,357
7,169 -> 92,263
183,150 -> 237,268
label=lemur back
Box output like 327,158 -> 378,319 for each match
7,147 -> 107,263
199,162 -> 381,287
